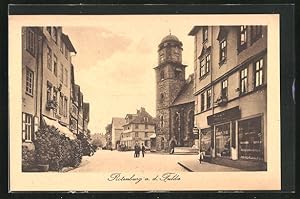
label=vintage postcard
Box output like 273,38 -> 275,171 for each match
9,14 -> 280,191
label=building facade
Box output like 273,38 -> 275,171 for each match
189,26 -> 267,168
22,27 -> 42,143
111,117 -> 126,150
120,107 -> 156,150
22,26 -> 76,143
22,26 -> 90,146
154,34 -> 195,152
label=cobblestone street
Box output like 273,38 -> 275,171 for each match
69,149 -> 240,172
69,150 -> 197,172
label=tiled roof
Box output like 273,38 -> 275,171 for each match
112,117 -> 126,129
125,108 -> 156,125
171,74 -> 195,106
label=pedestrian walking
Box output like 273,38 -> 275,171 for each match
134,143 -> 138,158
141,143 -> 145,157
137,144 -> 141,157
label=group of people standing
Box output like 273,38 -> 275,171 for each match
134,143 -> 145,158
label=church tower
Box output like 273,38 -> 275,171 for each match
154,34 -> 187,151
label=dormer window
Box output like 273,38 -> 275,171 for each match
238,26 -> 247,52
53,27 -> 58,44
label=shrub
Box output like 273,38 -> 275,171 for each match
22,145 -> 35,170
34,125 -> 83,171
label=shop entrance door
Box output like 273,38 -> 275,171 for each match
215,123 -> 231,158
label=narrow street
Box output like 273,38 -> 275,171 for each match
69,150 -> 198,172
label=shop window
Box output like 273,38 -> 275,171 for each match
238,117 -> 263,161
240,67 -> 248,94
254,58 -> 264,88
215,123 -> 231,157
22,112 -> 33,141
200,128 -> 212,154
25,67 -> 34,96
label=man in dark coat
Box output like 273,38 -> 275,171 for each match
134,143 -> 138,158
141,143 -> 146,157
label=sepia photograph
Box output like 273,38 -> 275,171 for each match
9,14 -> 281,191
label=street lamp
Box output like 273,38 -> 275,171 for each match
193,126 -> 202,164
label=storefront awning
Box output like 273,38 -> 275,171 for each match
43,116 -> 77,140
150,133 -> 156,138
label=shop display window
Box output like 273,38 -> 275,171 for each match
215,123 -> 231,157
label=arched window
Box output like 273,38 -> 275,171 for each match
160,93 -> 164,102
160,70 -> 165,80
160,115 -> 164,128
188,110 -> 194,133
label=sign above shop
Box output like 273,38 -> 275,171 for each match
207,106 -> 241,125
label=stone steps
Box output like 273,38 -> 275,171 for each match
173,147 -> 199,155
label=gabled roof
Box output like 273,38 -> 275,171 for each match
171,74 -> 195,106
61,33 -> 77,53
199,46 -> 211,59
217,26 -> 228,41
188,26 -> 202,36
112,117 -> 126,130
124,108 -> 156,125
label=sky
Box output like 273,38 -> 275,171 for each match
62,15 -> 198,134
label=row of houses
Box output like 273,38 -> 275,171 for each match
22,26 -> 90,148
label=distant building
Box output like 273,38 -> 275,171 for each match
111,117 -> 126,150
154,34 -> 195,152
120,107 -> 156,150
189,25 -> 267,168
